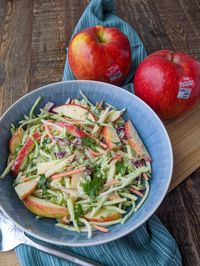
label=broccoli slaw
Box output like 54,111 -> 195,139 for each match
1,91 -> 152,239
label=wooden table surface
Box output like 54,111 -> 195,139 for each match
0,0 -> 200,265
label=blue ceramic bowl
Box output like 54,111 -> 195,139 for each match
0,80 -> 173,246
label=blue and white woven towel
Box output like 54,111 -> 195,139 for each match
16,0 -> 182,265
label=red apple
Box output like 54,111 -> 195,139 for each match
68,25 -> 131,85
134,50 -> 200,119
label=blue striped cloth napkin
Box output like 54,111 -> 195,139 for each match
16,0 -> 182,265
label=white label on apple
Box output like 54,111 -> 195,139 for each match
177,77 -> 194,99
177,88 -> 192,99
107,64 -> 122,81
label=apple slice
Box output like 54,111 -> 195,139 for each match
45,154 -> 75,178
106,154 -> 122,182
71,171 -> 85,189
85,208 -> 122,222
32,131 -> 41,140
23,196 -> 69,218
11,138 -> 35,176
15,179 -> 38,200
53,104 -> 96,122
37,160 -> 63,175
11,132 -> 41,176
9,128 -> 24,154
108,193 -> 122,201
102,125 -> 121,149
56,122 -> 86,138
106,110 -> 122,123
125,120 -> 152,162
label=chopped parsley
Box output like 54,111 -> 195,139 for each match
38,175 -> 51,196
43,138 -> 51,144
115,160 -> 126,175
74,204 -> 84,221
82,165 -> 105,200
82,137 -> 97,151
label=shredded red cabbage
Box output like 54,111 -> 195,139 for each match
55,151 -> 67,159
116,125 -> 126,139
72,137 -> 82,145
131,159 -> 144,168
54,137 -> 71,145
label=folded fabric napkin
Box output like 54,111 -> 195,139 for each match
16,0 -> 182,265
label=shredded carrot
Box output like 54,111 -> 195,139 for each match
66,165 -> 74,171
128,139 -> 143,157
88,148 -> 102,157
64,118 -> 83,123
51,167 -> 86,180
99,141 -> 107,149
105,179 -> 120,187
45,120 -> 63,132
129,187 -> 144,197
44,124 -> 55,142
89,135 -> 107,149
93,224 -> 108,233
96,100 -> 103,109
143,155 -> 152,162
112,153 -> 122,162
62,216 -> 70,224
143,173 -> 149,180
23,177 -> 30,182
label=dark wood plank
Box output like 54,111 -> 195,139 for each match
0,0 -> 33,115
30,0 -> 66,90
157,169 -> 200,265
116,0 -> 200,60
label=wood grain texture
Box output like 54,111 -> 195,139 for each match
166,103 -> 200,191
0,0 -> 199,265
30,0 -> 66,90
157,169 -> 200,265
0,0 -> 33,114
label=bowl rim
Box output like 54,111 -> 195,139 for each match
0,80 -> 173,247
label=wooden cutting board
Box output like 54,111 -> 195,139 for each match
165,102 -> 200,191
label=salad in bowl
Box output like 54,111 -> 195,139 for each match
1,91 -> 152,239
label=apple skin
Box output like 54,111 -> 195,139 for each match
53,104 -> 96,122
85,209 -> 121,222
102,125 -> 121,149
11,138 -> 35,176
68,25 -> 131,85
125,120 -> 152,162
23,196 -> 68,218
11,132 -> 41,176
9,128 -> 24,154
15,179 -> 38,200
56,122 -> 86,138
134,50 -> 200,119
